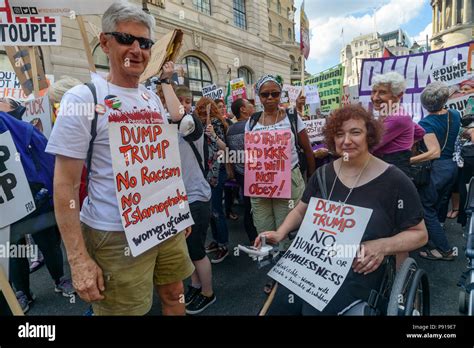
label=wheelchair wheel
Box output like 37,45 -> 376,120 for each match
386,258 -> 429,316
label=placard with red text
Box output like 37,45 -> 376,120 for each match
244,130 -> 291,199
108,123 -> 193,257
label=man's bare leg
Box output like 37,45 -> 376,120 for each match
156,281 -> 185,316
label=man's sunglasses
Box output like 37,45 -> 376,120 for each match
259,92 -> 281,98
105,32 -> 154,49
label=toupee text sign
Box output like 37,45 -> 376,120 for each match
0,0 -> 61,45
7,0 -> 115,16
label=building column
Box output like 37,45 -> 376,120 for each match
464,0 -> 472,23
434,1 -> 439,33
441,0 -> 446,30
452,0 -> 458,26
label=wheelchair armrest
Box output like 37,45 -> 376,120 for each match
467,233 -> 474,259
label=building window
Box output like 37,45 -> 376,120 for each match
238,67 -> 253,85
278,23 -> 282,38
181,56 -> 213,103
288,28 -> 292,41
93,44 -> 109,72
277,0 -> 281,14
193,0 -> 211,15
233,0 -> 246,29
287,7 -> 290,19
269,18 -> 272,33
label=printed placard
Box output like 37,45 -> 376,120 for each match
0,225 -> 10,278
0,0 -> 62,45
108,123 -> 194,257
230,78 -> 247,101
0,131 -> 36,228
202,84 -> 224,100
304,119 -> 326,143
244,130 -> 291,199
283,84 -> 302,104
430,61 -> 468,86
268,198 -> 373,311
0,70 -> 53,100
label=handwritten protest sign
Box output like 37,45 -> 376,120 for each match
202,84 -> 224,100
305,85 -> 320,104
0,0 -> 61,45
268,198 -> 373,311
342,85 -> 359,106
244,130 -> 291,199
304,119 -> 326,143
283,84 -> 302,105
230,78 -> 247,101
0,131 -> 36,228
430,61 -> 468,86
108,123 -> 193,257
23,95 -> 53,138
0,70 -> 53,100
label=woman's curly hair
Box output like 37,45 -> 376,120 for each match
323,105 -> 383,154
195,97 -> 228,130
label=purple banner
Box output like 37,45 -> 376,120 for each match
359,40 -> 474,121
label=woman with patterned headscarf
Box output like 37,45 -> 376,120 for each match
245,75 -> 315,260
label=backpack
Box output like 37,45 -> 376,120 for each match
248,108 -> 307,175
79,82 -> 99,209
0,112 -> 55,219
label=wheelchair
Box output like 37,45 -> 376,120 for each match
239,231 -> 430,316
458,177 -> 474,315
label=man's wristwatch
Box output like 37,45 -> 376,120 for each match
159,78 -> 172,85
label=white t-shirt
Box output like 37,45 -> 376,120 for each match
46,76 -> 167,231
245,113 -> 306,168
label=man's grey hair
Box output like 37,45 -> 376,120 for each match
372,71 -> 407,96
421,81 -> 450,113
102,1 -> 156,40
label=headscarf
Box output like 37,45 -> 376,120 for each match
460,79 -> 474,88
255,74 -> 283,95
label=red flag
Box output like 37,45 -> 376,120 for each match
300,1 -> 310,59
382,47 -> 394,58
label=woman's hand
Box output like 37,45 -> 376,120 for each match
254,231 -> 283,248
352,239 -> 386,275
296,94 -> 306,112
205,124 -> 217,139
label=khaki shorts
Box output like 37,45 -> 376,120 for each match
82,224 -> 194,315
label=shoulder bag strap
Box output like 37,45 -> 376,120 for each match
84,82 -> 99,193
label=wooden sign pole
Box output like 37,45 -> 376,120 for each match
77,16 -> 97,73
27,47 -> 40,98
0,266 -> 24,316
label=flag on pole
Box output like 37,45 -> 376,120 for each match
300,0 -> 310,60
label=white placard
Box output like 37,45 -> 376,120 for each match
202,84 -> 224,100
304,119 -> 326,143
0,1 -> 61,45
430,61 -> 468,86
0,131 -> 36,228
22,94 -> 52,138
305,85 -> 320,104
268,198 -> 373,312
0,70 -> 54,100
108,123 -> 194,257
283,84 -> 302,104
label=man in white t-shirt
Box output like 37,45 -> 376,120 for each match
46,2 -> 194,315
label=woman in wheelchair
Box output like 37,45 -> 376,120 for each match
254,105 -> 428,315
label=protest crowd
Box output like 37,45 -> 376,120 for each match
2,0 -> 474,317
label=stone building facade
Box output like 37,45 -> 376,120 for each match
431,0 -> 474,50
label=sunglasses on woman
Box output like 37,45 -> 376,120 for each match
259,92 -> 281,98
105,32 -> 154,49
